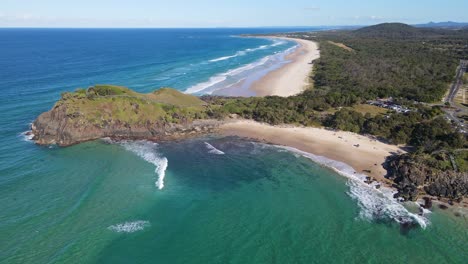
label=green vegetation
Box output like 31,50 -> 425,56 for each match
309,24 -> 465,102
58,85 -> 208,126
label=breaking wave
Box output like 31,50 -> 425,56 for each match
108,220 -> 150,233
276,145 -> 430,229
120,140 -> 168,190
208,40 -> 283,63
210,54 -> 239,62
204,142 -> 225,155
185,56 -> 270,94
20,130 -> 34,142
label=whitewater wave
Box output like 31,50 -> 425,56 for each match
20,130 -> 34,142
185,56 -> 270,94
108,220 -> 150,233
204,142 -> 225,155
208,41 -> 279,63
121,140 -> 168,190
210,54 -> 239,62
276,145 -> 430,229
271,40 -> 286,47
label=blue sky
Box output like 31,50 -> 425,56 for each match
1,0 -> 467,28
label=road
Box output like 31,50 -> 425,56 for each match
445,60 -> 467,105
443,60 -> 467,133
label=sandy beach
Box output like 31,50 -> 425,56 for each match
220,120 -> 405,183
251,37 -> 320,97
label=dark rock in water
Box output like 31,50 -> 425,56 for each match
375,184 -> 381,189
364,176 -> 373,184
418,207 -> 424,216
422,197 -> 433,209
448,200 -> 454,206
438,204 -> 448,210
399,220 -> 417,235
454,212 -> 461,217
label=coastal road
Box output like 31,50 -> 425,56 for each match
443,60 -> 467,133
445,60 -> 467,105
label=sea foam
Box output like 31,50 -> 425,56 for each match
108,220 -> 150,233
275,145 -> 430,228
204,142 -> 225,155
209,40 -> 280,63
20,130 -> 34,142
121,140 -> 168,190
185,56 -> 270,94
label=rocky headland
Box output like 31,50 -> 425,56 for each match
31,85 -> 223,146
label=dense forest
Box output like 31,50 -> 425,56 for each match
206,23 -> 468,201
306,23 -> 468,102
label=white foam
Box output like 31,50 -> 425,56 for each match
121,140 -> 168,190
276,145 -> 430,228
20,130 -> 34,142
108,220 -> 150,233
210,54 -> 239,62
184,75 -> 227,94
204,142 -> 225,155
271,40 -> 286,47
209,43 -> 271,63
185,56 -> 270,94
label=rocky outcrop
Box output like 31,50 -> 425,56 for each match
32,103 -> 223,146
385,153 -> 468,201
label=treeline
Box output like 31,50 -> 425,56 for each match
324,108 -> 465,149
203,88 -> 363,125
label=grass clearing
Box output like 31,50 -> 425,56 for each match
327,41 -> 355,52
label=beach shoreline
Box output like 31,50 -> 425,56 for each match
219,119 -> 404,184
250,37 -> 320,97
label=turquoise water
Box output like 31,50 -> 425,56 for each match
0,29 -> 467,263
1,138 -> 467,263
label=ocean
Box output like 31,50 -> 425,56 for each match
0,28 -> 467,263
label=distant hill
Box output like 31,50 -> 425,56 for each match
415,21 -> 468,29
354,23 -> 425,38
351,22 -> 468,39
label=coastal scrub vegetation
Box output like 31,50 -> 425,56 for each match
58,85 -> 208,126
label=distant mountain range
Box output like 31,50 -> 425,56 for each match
413,21 -> 468,29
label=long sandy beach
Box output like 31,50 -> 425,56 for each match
220,120 -> 405,183
251,37 -> 320,97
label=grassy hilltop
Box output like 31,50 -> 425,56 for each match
58,85 -> 208,125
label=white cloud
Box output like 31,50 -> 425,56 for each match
370,15 -> 384,20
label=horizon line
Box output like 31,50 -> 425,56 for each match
0,21 -> 466,30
